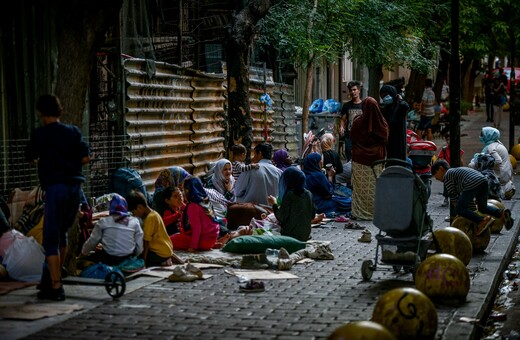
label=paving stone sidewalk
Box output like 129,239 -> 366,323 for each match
1,108 -> 520,340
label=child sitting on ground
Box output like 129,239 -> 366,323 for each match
230,143 -> 259,181
161,186 -> 185,235
170,177 -> 220,252
81,194 -> 143,266
127,190 -> 177,267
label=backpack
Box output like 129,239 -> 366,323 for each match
109,168 -> 151,205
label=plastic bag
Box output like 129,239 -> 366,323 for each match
2,231 -> 45,282
309,98 -> 324,113
80,262 -> 122,280
323,99 -> 341,113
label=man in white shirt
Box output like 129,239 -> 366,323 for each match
234,143 -> 282,206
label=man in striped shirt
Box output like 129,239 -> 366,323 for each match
431,159 -> 513,235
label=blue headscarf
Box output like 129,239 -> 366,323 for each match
480,127 -> 500,153
109,193 -> 130,224
278,167 -> 306,203
302,152 -> 323,174
182,177 -> 217,231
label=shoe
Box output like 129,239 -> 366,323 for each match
344,222 -> 364,230
476,216 -> 495,236
37,286 -> 65,301
503,209 -> 514,230
358,229 -> 372,243
239,280 -> 265,293
441,198 -> 448,207
240,254 -> 269,270
167,266 -> 198,282
185,263 -> 203,279
444,216 -> 451,222
335,215 -> 350,222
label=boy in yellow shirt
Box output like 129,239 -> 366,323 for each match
127,190 -> 175,267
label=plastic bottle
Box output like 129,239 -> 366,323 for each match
265,248 -> 279,269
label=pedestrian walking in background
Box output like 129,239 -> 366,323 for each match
484,77 -> 495,122
25,94 -> 91,301
350,97 -> 389,220
339,81 -> 363,161
492,77 -> 507,129
416,78 -> 437,141
379,84 -> 409,164
474,69 -> 484,108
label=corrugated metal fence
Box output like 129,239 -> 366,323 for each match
0,60 -> 300,199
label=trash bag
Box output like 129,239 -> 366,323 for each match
309,98 -> 324,113
2,230 -> 45,282
323,99 -> 341,113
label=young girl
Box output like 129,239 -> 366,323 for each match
161,186 -> 185,235
267,167 -> 315,241
170,177 -> 220,252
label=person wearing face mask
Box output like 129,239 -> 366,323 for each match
379,84 -> 409,166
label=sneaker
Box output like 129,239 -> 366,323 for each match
444,216 -> 451,222
503,209 -> 514,230
37,286 -> 65,301
441,198 -> 448,207
239,280 -> 265,293
167,266 -> 198,282
476,216 -> 495,236
358,229 -> 372,243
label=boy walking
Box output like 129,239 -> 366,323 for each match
26,94 -> 91,301
431,159 -> 513,235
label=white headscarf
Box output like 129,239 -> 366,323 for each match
209,158 -> 234,195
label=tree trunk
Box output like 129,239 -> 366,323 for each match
226,0 -> 271,159
302,58 -> 315,147
55,0 -> 123,127
405,70 -> 427,106
434,45 -> 450,101
367,65 -> 383,99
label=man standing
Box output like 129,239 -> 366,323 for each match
234,143 -> 282,206
339,81 -> 363,161
26,94 -> 90,301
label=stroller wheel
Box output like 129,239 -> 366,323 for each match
361,260 -> 374,281
392,266 -> 402,273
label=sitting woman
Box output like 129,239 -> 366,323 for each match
320,133 -> 343,184
469,126 -> 516,200
273,148 -> 294,172
303,152 -> 352,217
152,166 -> 191,218
170,177 -> 220,252
81,194 -> 144,266
161,186 -> 185,235
204,158 -> 236,210
267,167 -> 315,241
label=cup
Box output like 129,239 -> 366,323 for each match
325,163 -> 333,171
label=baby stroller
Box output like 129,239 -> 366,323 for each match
408,139 -> 437,200
361,159 -> 433,281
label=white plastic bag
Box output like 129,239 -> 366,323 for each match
3,232 -> 44,282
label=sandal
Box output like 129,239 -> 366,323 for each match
335,215 -> 350,222
344,222 -> 364,230
239,280 -> 265,293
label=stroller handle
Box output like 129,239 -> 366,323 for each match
370,158 -> 412,178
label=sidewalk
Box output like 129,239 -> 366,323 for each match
1,108 -> 519,340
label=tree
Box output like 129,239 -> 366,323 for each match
259,0 -> 355,149
226,0 -> 272,157
55,0 -> 123,126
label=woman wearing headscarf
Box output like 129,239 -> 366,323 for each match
81,194 -> 144,265
469,126 -> 515,199
267,167 -> 315,241
379,84 -> 409,164
350,97 -> 389,220
204,159 -> 235,201
320,133 -> 343,184
273,148 -> 293,172
170,177 -> 220,251
152,166 -> 191,216
302,152 -> 352,217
